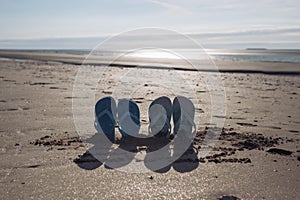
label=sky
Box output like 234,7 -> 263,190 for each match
0,0 -> 300,49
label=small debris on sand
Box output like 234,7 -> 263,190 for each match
219,195 -> 240,200
266,148 -> 293,156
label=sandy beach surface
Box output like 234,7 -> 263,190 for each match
0,56 -> 299,199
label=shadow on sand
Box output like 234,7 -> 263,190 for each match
74,133 -> 199,173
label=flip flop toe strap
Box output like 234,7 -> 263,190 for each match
174,112 -> 196,138
148,114 -> 171,135
94,108 -> 115,133
118,111 -> 140,130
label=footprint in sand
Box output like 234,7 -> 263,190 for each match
3,79 -> 16,82
0,108 -> 18,111
236,122 -> 257,127
49,86 -> 67,90
288,130 -> 299,133
29,82 -> 54,86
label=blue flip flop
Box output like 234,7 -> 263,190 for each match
94,97 -> 117,142
173,96 -> 196,138
148,96 -> 172,137
117,99 -> 140,138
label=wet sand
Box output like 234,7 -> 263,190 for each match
0,58 -> 299,199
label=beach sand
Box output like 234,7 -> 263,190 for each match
0,57 -> 299,199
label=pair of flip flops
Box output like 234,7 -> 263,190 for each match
94,96 -> 196,142
148,96 -> 196,138
94,97 -> 140,142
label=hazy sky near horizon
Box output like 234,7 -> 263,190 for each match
1,0 -> 300,49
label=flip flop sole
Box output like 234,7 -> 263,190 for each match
173,96 -> 195,137
94,97 -> 117,142
148,96 -> 172,137
117,99 -> 140,138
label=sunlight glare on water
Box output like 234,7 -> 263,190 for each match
126,49 -> 181,59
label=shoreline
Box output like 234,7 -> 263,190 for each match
0,50 -> 300,75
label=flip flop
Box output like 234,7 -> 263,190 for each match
117,98 -> 141,138
173,96 -> 196,138
148,96 -> 172,137
94,97 -> 117,142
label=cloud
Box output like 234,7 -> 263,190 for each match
145,0 -> 190,14
188,27 -> 300,38
0,27 -> 299,49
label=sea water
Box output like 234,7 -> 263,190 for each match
2,49 -> 299,63
124,49 -> 300,63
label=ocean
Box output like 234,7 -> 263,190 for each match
1,49 -> 300,63
123,49 -> 300,63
